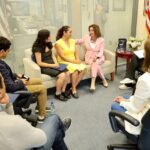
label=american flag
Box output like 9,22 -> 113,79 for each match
0,0 -> 12,39
145,0 -> 150,37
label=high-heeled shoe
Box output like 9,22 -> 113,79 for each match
102,79 -> 108,88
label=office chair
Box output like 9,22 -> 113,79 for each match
107,110 -> 150,150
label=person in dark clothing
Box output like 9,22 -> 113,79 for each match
32,29 -> 70,101
0,36 -> 50,122
119,54 -> 144,90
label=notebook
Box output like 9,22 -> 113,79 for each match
57,64 -> 67,71
134,49 -> 144,59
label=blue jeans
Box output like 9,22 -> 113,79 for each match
35,114 -> 68,150
111,102 -> 126,112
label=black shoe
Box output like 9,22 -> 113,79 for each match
55,94 -> 68,101
62,91 -> 71,99
63,118 -> 72,131
71,92 -> 79,99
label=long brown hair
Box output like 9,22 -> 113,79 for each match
143,39 -> 150,72
88,24 -> 101,38
56,26 -> 70,41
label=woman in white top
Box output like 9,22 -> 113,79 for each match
0,74 -> 71,150
111,39 -> 150,135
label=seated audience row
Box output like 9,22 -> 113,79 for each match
0,73 -> 71,150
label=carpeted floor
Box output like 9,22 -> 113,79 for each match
47,65 -> 133,150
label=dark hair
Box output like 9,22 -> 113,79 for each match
56,26 -> 70,41
32,29 -> 50,53
0,36 -> 11,52
88,24 -> 101,38
143,39 -> 150,72
0,75 -> 3,89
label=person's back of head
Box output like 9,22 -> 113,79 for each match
143,39 -> 150,72
0,36 -> 11,52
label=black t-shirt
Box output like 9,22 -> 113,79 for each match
32,46 -> 54,64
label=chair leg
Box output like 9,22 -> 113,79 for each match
107,144 -> 137,150
110,72 -> 115,81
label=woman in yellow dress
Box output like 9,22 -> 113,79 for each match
55,26 -> 86,98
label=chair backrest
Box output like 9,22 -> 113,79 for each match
117,38 -> 127,51
138,109 -> 150,150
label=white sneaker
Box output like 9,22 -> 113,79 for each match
119,84 -> 132,90
120,78 -> 135,84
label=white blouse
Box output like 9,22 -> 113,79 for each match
120,72 -> 150,135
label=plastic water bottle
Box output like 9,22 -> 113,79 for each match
50,101 -> 55,112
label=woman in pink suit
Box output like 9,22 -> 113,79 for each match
76,24 -> 108,91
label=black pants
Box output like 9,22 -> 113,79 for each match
126,54 -> 144,80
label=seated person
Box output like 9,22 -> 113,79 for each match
119,53 -> 144,90
55,26 -> 86,98
76,24 -> 108,91
111,39 -> 150,135
32,29 -> 70,101
0,36 -> 50,123
0,74 -> 71,150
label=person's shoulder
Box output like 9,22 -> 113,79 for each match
138,72 -> 150,87
32,46 -> 42,53
97,37 -> 104,42
55,39 -> 62,44
0,60 -> 8,67
70,39 -> 76,44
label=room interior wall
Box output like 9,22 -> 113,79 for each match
136,0 -> 147,40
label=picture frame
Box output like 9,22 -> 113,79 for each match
113,0 -> 126,11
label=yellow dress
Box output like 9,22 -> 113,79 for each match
56,39 -> 86,73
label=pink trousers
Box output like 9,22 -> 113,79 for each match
86,59 -> 105,79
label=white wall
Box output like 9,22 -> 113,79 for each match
104,0 -> 133,51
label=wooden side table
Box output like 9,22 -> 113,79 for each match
115,50 -> 133,73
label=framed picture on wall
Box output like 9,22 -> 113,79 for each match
113,0 -> 126,11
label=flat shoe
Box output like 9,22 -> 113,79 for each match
55,94 -> 68,101
71,92 -> 79,99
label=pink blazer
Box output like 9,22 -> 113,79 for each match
76,35 -> 105,64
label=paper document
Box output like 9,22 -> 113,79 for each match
134,49 -> 144,59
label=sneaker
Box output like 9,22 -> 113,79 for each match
55,94 -> 68,101
37,116 -> 45,123
63,117 -> 72,131
35,106 -> 52,113
102,79 -> 108,88
120,78 -> 135,84
119,84 -> 132,90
